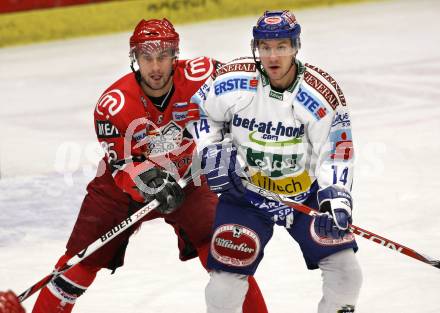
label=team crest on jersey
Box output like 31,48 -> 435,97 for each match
96,89 -> 125,118
211,224 -> 260,267
147,121 -> 183,155
184,57 -> 213,81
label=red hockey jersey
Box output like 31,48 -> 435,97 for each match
94,57 -> 219,202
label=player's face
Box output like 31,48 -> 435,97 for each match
137,49 -> 175,93
258,39 -> 297,88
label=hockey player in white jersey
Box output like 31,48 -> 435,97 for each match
191,10 -> 363,313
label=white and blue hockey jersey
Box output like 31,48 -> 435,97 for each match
191,57 -> 354,202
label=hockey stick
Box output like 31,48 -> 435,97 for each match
17,170 -> 201,303
243,181 -> 440,270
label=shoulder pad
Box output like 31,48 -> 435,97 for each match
95,73 -> 137,119
95,88 -> 126,119
215,57 -> 257,79
304,63 -> 346,110
181,57 -> 214,82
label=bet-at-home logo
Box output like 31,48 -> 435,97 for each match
246,148 -> 302,178
232,114 -> 304,147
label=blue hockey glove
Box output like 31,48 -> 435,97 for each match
201,142 -> 246,196
314,185 -> 353,239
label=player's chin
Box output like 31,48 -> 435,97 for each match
267,71 -> 282,81
148,78 -> 167,90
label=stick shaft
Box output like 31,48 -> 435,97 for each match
244,182 -> 440,270
17,171 -> 198,303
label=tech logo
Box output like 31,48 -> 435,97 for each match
96,89 -> 125,118
211,224 -> 260,267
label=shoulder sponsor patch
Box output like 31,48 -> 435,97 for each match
96,89 -> 125,118
305,63 -> 346,108
304,71 -> 341,110
329,129 -> 353,161
295,87 -> 328,120
214,75 -> 258,95
216,62 -> 256,77
332,112 -> 351,127
184,57 -> 213,81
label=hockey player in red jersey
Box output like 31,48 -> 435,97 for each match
0,291 -> 25,313
30,18 -> 268,313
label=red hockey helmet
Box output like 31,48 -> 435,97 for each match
129,18 -> 180,58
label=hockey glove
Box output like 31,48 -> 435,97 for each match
201,142 -> 246,196
0,291 -> 25,313
314,185 -> 353,239
134,168 -> 184,214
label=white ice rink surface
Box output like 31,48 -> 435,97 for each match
1,0 -> 440,312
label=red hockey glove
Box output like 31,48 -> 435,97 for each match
0,291 -> 25,313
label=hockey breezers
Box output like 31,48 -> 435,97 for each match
16,171 -> 200,303
243,181 -> 440,270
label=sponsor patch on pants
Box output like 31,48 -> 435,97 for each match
210,224 -> 260,267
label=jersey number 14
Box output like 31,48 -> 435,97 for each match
331,165 -> 349,185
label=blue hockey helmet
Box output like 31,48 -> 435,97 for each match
252,10 -> 301,49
